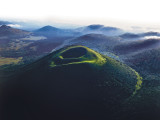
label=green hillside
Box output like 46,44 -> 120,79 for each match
1,45 -> 142,120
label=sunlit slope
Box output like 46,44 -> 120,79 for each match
49,45 -> 141,92
2,45 -> 142,120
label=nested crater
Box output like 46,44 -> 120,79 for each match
61,47 -> 87,58
52,47 -> 88,65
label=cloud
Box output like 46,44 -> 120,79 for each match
8,24 -> 22,28
21,36 -> 47,41
144,36 -> 160,39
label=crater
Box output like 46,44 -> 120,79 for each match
50,46 -> 106,67
61,47 -> 87,58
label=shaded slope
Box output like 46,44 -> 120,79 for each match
75,24 -> 124,36
64,34 -> 121,53
34,25 -> 79,37
126,48 -> 160,74
35,25 -> 60,32
119,33 -> 140,39
114,39 -> 160,55
1,46 -> 142,120
0,25 -> 30,37
142,31 -> 160,36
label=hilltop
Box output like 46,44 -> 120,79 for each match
34,25 -> 78,37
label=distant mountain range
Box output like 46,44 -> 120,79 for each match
34,24 -> 124,37
0,24 -> 160,59
1,24 -> 160,66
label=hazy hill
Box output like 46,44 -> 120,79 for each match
0,21 -> 11,25
76,24 -> 124,36
36,25 -> 60,32
62,33 -> 121,54
0,25 -> 65,64
114,39 -> 160,55
119,31 -> 160,42
0,25 -> 30,37
34,25 -> 80,37
119,33 -> 140,39
126,48 -> 160,74
34,24 -> 124,38
142,31 -> 160,36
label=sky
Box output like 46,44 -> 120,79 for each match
1,0 -> 160,31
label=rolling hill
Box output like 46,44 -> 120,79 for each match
126,48 -> 160,74
34,24 -> 124,38
0,25 -> 66,66
119,31 -> 160,42
0,25 -> 30,37
62,33 -> 121,54
142,31 -> 160,36
34,25 -> 79,37
76,24 -> 124,36
1,45 -> 142,120
0,25 -> 31,48
119,33 -> 140,39
114,38 -> 160,55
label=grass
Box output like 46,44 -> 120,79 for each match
134,72 -> 143,92
0,57 -> 22,66
50,45 -> 106,67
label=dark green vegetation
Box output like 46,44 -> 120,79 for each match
1,46 -> 142,120
126,48 -> 160,74
114,39 -> 160,55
